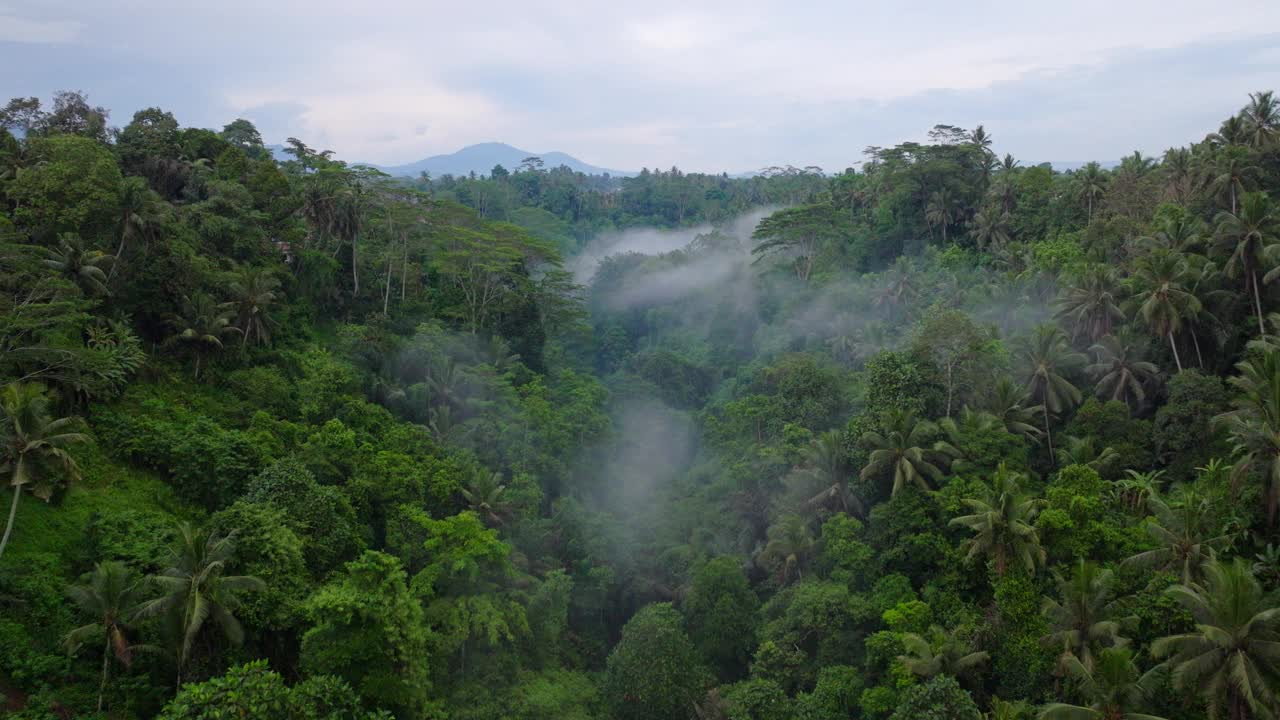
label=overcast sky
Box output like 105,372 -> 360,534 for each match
2,1 -> 1279,173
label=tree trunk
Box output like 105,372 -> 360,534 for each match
99,632 -> 111,711
1168,333 -> 1183,372
383,253 -> 393,314
0,486 -> 20,561
1042,402 -> 1055,464
400,235 -> 408,303
351,235 -> 359,297
1252,269 -> 1266,337
1191,330 -> 1204,369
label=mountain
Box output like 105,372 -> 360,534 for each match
368,142 -> 631,178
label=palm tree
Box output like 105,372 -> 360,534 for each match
758,514 -> 815,585
111,176 -> 165,281
65,561 -> 149,711
1161,147 -> 1196,205
225,267 -> 281,348
1121,491 -> 1235,584
1215,350 -> 1280,526
1076,162 -> 1108,224
1041,560 -> 1133,676
1244,90 -> 1279,148
1217,191 -> 1278,337
0,382 -> 88,561
1038,648 -> 1166,720
1152,558 -> 1280,720
1054,436 -> 1121,476
1210,115 -> 1250,148
135,522 -> 264,686
1087,332 -> 1159,411
935,407 -> 1007,474
983,377 -> 1045,443
950,464 -> 1047,576
1058,266 -> 1126,343
1129,249 -> 1199,372
925,189 -> 958,244
166,293 -> 241,379
1020,325 -> 1086,459
859,409 -> 946,497
795,429 -> 863,518
1206,146 -> 1260,216
41,233 -> 114,296
459,470 -> 511,527
897,626 -> 989,679
1112,469 -> 1166,513
970,206 -> 1012,251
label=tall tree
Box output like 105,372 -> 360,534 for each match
859,409 -> 946,497
1217,191 -> 1278,337
1038,648 -> 1166,720
135,522 -> 265,685
1040,560 -> 1133,675
950,464 -> 1047,576
1129,248 -> 1200,372
41,233 -> 113,296
1019,325 -> 1085,459
1087,332 -> 1159,411
224,267 -> 281,348
1152,558 -> 1280,720
1215,349 -> 1280,526
65,561 -> 149,712
1058,266 -> 1126,343
1121,491 -> 1235,584
0,382 -> 87,561
166,292 -> 240,378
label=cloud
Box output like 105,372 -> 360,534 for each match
1,1 -> 1277,170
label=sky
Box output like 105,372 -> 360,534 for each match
2,1 -> 1279,173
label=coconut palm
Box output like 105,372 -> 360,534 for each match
1161,147 -> 1196,205
64,561 -> 149,712
970,206 -> 1012,251
758,514 -> 815,585
1215,350 -> 1280,526
1152,558 -> 1280,720
1054,436 -> 1121,476
111,176 -> 165,280
1076,162 -> 1109,223
459,470 -> 511,527
1058,266 -> 1126,343
1112,469 -> 1166,513
983,377 -> 1045,443
1206,146 -> 1260,216
134,522 -> 264,685
1041,560 -> 1134,675
1244,90 -> 1279,148
225,267 -> 281,348
41,233 -> 114,296
1121,490 -> 1235,584
795,429 -> 863,518
934,407 -> 1007,474
950,464 -> 1047,576
166,292 -> 241,379
925,189 -> 958,244
1087,332 -> 1160,411
1038,648 -> 1166,720
1210,115 -> 1250,149
1129,248 -> 1199,372
0,382 -> 88,561
1019,325 -> 1086,459
859,409 -> 946,497
1217,192 -> 1280,337
898,626 -> 989,680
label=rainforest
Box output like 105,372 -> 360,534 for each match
2,88 -> 1280,720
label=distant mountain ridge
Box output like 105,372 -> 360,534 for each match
367,142 -> 632,178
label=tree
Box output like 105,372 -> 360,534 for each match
41,232 -> 114,296
950,464 -> 1047,576
683,556 -> 759,681
1020,325 -> 1086,458
1121,490 -> 1234,584
1244,90 -> 1279,148
301,551 -> 434,718
1037,648 -> 1166,720
1206,146 -> 1259,215
1129,248 -> 1199,372
603,603 -> 711,720
925,189 -> 958,244
1040,560 -> 1132,676
1087,332 -> 1159,411
1215,350 -> 1280,526
794,429 -> 862,518
889,675 -> 981,720
751,203 -> 846,282
1152,558 -> 1280,720
0,381 -> 88,560
111,176 -> 165,281
910,307 -> 996,417
970,206 -> 1012,250
984,377 -> 1045,442
155,660 -> 391,719
1058,266 -> 1125,343
65,561 -> 149,712
135,522 -> 265,685
225,266 -> 281,348
1075,162 -> 1108,223
458,469 -> 511,527
758,513 -> 816,585
1053,436 -> 1120,476
1217,191 -> 1277,337
897,626 -> 989,680
859,409 -> 946,497
167,292 -> 241,378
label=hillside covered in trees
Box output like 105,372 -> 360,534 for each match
2,88 -> 1280,720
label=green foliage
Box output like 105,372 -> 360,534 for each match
155,660 -> 393,719
683,556 -> 759,680
887,675 -> 981,720
603,603 -> 711,720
